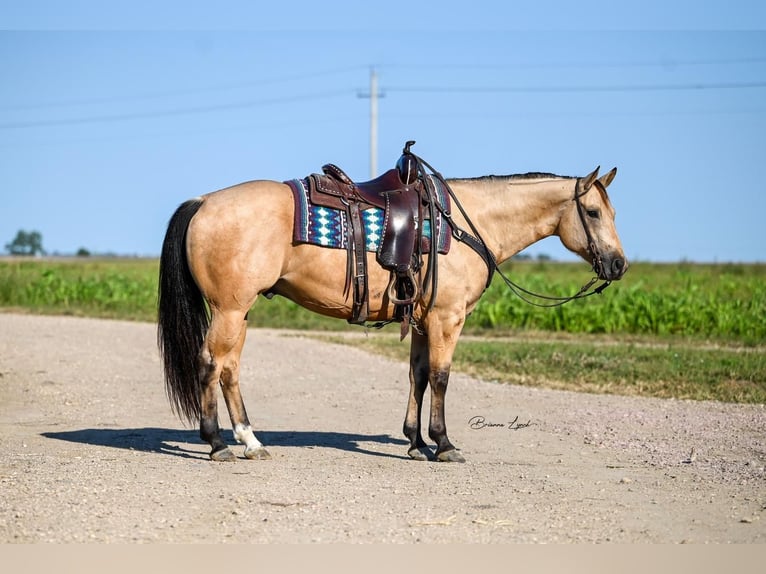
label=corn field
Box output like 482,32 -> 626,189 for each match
0,258 -> 764,345
469,261 -> 766,344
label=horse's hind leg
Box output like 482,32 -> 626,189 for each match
404,331 -> 433,461
200,310 -> 270,461
220,314 -> 271,460
198,337 -> 234,461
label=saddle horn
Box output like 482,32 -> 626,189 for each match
396,140 -> 419,185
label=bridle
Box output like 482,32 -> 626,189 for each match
484,176 -> 613,307
573,177 -> 608,281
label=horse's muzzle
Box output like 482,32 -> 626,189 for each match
600,254 -> 628,281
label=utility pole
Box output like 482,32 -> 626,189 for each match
369,68 -> 379,179
358,67 -> 384,179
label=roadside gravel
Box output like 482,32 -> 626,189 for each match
0,313 -> 763,543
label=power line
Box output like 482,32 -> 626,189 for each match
0,89 -> 352,130
381,56 -> 766,71
0,65 -> 367,112
384,106 -> 766,120
6,55 -> 763,113
385,80 -> 766,94
0,112 -> 362,148
2,78 -> 763,131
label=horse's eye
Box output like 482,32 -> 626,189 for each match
587,209 -> 600,219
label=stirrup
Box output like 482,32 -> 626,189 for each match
387,269 -> 419,306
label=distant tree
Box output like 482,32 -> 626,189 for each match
5,230 -> 46,256
76,247 -> 91,257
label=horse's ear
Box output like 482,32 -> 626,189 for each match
582,166 -> 600,190
598,167 -> 617,189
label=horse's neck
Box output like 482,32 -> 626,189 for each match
448,176 -> 575,263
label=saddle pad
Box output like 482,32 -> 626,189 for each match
286,177 -> 451,254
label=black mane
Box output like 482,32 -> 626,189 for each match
447,172 -> 570,183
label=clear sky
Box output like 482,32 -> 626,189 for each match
1,1 -> 765,262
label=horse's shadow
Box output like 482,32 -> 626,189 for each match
41,427 -> 410,461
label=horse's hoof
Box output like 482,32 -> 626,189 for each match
408,446 -> 432,461
210,447 -> 237,462
436,449 -> 466,463
244,446 -> 272,460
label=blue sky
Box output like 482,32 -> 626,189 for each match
1,2 -> 765,262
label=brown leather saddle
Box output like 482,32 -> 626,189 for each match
307,141 -> 428,331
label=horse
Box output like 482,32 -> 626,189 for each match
157,158 -> 628,463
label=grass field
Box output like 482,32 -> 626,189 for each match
469,260 -> 766,345
1,257 -> 764,403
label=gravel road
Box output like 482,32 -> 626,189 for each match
0,313 -> 764,543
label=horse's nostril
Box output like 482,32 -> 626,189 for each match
611,258 -> 626,277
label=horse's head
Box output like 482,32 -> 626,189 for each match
558,166 -> 628,281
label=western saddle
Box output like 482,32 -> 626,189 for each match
307,141 -> 434,334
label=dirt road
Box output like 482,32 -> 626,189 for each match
0,313 -> 763,543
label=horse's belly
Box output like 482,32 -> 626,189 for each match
271,245 -> 395,321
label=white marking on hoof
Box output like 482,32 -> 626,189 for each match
234,424 -> 271,460
233,424 -> 263,449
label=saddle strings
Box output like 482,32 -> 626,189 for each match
413,157 -> 441,316
410,152 -> 611,309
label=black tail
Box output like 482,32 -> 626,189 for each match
157,199 -> 208,424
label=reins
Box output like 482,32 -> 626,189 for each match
491,178 -> 612,308
411,150 -> 611,309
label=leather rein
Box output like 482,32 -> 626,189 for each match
412,153 -> 611,309
494,177 -> 612,308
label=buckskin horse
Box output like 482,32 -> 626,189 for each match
157,143 -> 628,463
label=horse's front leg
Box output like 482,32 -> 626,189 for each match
404,330 -> 433,461
428,366 -> 465,462
426,320 -> 466,463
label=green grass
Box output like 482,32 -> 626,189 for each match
468,261 -> 766,345
0,258 -> 159,321
321,333 -> 766,404
0,257 -> 349,330
1,257 -> 764,403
